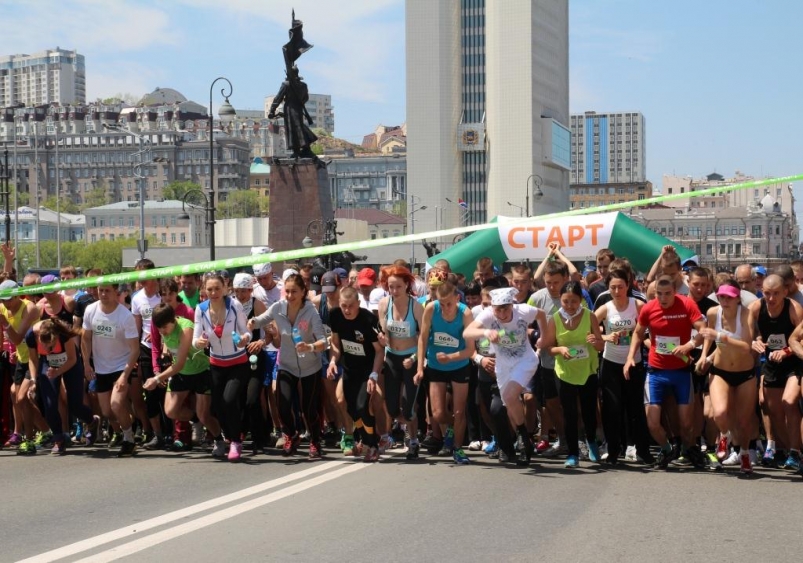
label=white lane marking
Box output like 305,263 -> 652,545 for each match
74,462 -> 369,563
18,461 -> 348,563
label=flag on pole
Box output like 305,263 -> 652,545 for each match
458,198 -> 468,209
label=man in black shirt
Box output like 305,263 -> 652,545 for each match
327,287 -> 385,461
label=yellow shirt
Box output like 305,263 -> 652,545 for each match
0,301 -> 31,363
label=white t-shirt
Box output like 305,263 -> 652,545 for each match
475,304 -> 540,381
131,290 -> 161,348
83,302 -> 139,375
369,288 -> 388,312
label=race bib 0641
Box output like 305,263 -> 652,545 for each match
342,340 -> 366,356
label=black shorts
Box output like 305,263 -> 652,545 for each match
426,365 -> 470,385
762,369 -> 801,389
538,367 -> 559,401
710,365 -> 755,388
95,370 -> 127,394
168,370 -> 212,395
136,343 -> 154,380
12,362 -> 31,386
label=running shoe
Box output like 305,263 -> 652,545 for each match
51,437 -> 67,455
109,432 -> 123,449
480,440 -> 491,452
192,422 -> 205,445
722,450 -> 740,466
299,430 -> 310,443
468,440 -> 483,451
515,433 -> 533,466
624,445 -> 638,462
564,455 -> 579,468
342,435 -> 355,457
706,452 -> 723,472
117,440 -> 137,457
578,440 -> 589,461
84,416 -> 100,447
211,440 -> 227,458
4,432 -> 22,448
171,440 -> 191,452
406,442 -> 420,460
748,449 -> 759,467
535,439 -> 550,454
587,441 -> 600,463
598,441 -> 609,461
228,441 -> 242,462
654,447 -> 675,469
443,427 -> 455,451
740,453 -> 753,475
34,430 -> 54,450
542,441 -> 568,458
322,425 -> 338,447
453,448 -> 470,465
498,449 -> 511,463
363,446 -> 379,463
378,435 -> 392,454
282,433 -> 296,456
761,446 -> 776,467
338,430 -> 347,452
686,445 -> 707,469
275,434 -> 286,449
484,438 -> 498,455
17,440 -> 37,455
143,435 -> 165,450
716,434 -> 729,461
671,455 -> 692,467
783,452 -> 801,471
437,443 -> 454,457
308,441 -> 322,461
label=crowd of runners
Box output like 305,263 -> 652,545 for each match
1,240 -> 803,477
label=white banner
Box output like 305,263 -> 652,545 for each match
498,212 -> 618,260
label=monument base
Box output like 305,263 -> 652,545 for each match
268,160 -> 332,259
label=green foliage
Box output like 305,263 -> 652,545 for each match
218,189 -> 268,218
312,127 -> 331,138
162,181 -> 204,204
81,185 -> 110,210
41,195 -> 79,214
8,183 -> 30,207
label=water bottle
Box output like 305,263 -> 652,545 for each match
292,327 -> 305,358
249,354 -> 258,371
232,331 -> 242,347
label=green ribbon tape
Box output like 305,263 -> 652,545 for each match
2,173 -> 801,298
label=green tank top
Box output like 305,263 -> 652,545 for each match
553,308 -> 598,385
163,317 -> 209,375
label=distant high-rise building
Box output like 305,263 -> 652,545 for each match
264,92 -> 334,135
0,48 -> 86,107
406,0 -> 570,235
570,111 -> 646,184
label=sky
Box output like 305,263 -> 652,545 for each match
1,0 -> 801,213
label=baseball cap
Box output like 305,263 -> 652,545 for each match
41,274 -> 59,285
356,268 -> 376,287
0,279 -> 18,300
333,267 -> 348,281
232,273 -> 254,289
753,265 -> 767,277
321,271 -> 338,293
310,266 -> 327,292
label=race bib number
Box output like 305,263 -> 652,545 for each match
655,335 -> 681,355
767,334 -> 787,350
434,332 -> 459,348
387,320 -> 410,338
141,307 -> 153,320
342,340 -> 366,356
477,338 -> 491,355
567,346 -> 590,360
93,323 -> 116,339
47,352 -> 68,368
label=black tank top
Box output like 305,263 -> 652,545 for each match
40,296 -> 74,325
757,298 -> 800,375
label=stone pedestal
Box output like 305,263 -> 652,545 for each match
268,160 -> 332,256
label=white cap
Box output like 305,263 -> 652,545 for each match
251,246 -> 272,255
490,287 -> 518,306
233,273 -> 255,289
253,262 -> 272,277
282,268 -> 298,282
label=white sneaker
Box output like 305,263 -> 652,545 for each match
543,441 -> 568,458
211,439 -> 227,458
748,449 -> 759,466
624,445 -> 638,462
468,440 -> 483,451
722,450 -> 740,466
192,422 -> 205,445
599,441 -> 609,461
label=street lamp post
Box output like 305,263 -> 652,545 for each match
302,218 -> 342,269
506,201 -> 524,217
409,197 -> 427,268
525,174 -> 543,217
178,189 -> 214,259
445,197 -> 469,226
208,77 -> 236,262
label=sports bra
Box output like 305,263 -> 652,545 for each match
715,305 -> 746,341
385,296 -> 416,340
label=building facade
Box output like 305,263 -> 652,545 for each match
570,180 -> 652,211
661,172 -> 795,216
629,205 -> 797,271
334,208 -> 406,240
84,200 -> 207,247
0,48 -> 86,107
327,154 -> 407,215
264,92 -> 334,135
406,0 -> 570,234
569,111 -> 646,184
0,205 -> 84,245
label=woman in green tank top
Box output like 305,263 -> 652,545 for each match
144,304 -> 222,450
543,281 -> 604,469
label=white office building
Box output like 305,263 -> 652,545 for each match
406,0 -> 570,234
0,48 -> 86,107
570,111 -> 646,185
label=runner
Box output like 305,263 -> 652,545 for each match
327,287 -> 384,461
144,304 -> 223,457
248,273 -> 328,460
695,280 -> 757,474
414,281 -> 475,464
544,281 -> 605,468
623,276 -> 707,469
81,284 -> 140,457
464,287 -> 547,466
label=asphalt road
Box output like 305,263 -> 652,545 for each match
3,443 -> 803,563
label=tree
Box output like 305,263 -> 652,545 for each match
81,184 -> 109,210
218,189 -> 265,219
8,183 -> 30,207
41,195 -> 79,214
162,181 -> 204,204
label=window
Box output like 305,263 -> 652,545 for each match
706,244 -> 713,255
180,233 -> 186,244
91,217 -> 96,227
129,217 -> 134,227
735,243 -> 742,256
161,234 -> 166,244
91,234 -> 96,243
170,216 -> 176,226
753,243 -> 761,254
171,233 -> 176,244
668,188 -> 673,194
719,244 -> 726,255
751,225 -> 761,237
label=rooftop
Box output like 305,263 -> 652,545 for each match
85,200 -> 203,212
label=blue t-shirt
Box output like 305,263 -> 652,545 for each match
426,301 -> 469,371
